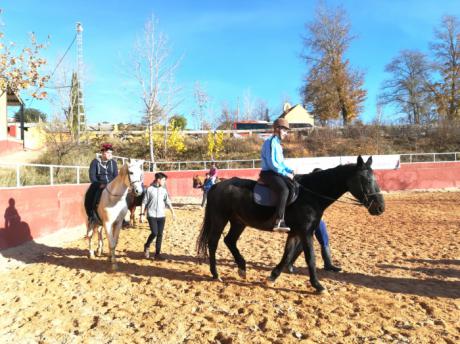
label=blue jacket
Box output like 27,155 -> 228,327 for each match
261,136 -> 293,176
89,158 -> 118,184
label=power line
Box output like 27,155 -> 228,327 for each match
27,33 -> 77,108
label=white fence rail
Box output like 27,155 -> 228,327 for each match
400,152 -> 459,163
1,152 -> 459,188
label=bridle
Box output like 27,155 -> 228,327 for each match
296,172 -> 382,209
105,166 -> 143,198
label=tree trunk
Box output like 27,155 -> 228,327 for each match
148,120 -> 155,167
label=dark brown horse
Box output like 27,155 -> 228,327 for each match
196,156 -> 385,293
125,187 -> 145,227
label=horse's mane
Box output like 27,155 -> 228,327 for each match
295,163 -> 358,186
119,163 -> 128,175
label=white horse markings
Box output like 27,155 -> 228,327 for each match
86,159 -> 144,270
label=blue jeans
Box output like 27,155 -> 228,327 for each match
314,220 -> 329,247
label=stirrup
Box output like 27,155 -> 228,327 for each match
273,219 -> 290,233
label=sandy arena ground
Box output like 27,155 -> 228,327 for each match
0,191 -> 459,343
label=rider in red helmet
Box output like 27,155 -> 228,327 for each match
84,143 -> 119,221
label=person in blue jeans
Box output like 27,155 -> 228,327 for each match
315,219 -> 341,272
201,173 -> 214,207
288,168 -> 341,273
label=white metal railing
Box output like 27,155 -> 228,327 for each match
2,152 -> 460,188
0,162 -> 88,188
98,154 -> 262,172
400,152 -> 459,163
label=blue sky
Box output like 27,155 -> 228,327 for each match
2,1 -> 460,127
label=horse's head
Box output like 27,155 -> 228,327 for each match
347,156 -> 385,216
126,159 -> 144,196
193,175 -> 203,189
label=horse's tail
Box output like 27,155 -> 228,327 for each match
196,202 -> 212,258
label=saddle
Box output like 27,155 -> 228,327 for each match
253,177 -> 299,207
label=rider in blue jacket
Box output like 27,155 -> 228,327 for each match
260,117 -> 294,233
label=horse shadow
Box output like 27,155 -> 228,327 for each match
405,258 -> 460,266
326,270 -> 460,299
377,263 -> 460,279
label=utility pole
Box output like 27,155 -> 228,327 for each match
76,22 -> 85,143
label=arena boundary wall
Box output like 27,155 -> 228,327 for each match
1,162 -> 459,250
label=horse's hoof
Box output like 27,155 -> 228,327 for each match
88,252 -> 95,259
315,285 -> 327,294
212,276 -> 223,282
238,268 -> 247,279
265,276 -> 276,286
324,265 -> 342,272
111,263 -> 119,271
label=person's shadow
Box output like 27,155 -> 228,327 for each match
0,198 -> 32,250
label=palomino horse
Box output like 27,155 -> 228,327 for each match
196,156 -> 385,292
87,159 -> 144,269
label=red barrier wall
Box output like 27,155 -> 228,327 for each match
143,169 -> 261,197
0,140 -> 23,156
0,184 -> 87,249
375,162 -> 460,191
1,162 -> 459,250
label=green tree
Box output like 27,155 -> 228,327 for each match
14,108 -> 47,122
65,72 -> 84,141
169,114 -> 187,130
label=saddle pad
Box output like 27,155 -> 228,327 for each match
253,183 -> 277,206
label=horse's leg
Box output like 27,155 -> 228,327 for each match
301,232 -> 325,293
286,242 -> 303,273
96,225 -> 103,257
268,234 -> 301,283
208,218 -> 228,282
104,221 -> 118,270
129,207 -> 135,227
87,221 -> 95,259
223,221 -> 247,279
113,220 -> 122,248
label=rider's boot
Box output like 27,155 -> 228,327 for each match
321,245 -> 342,272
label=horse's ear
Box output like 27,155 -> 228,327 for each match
357,155 -> 364,168
365,156 -> 373,168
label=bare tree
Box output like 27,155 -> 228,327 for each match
254,99 -> 270,121
379,50 -> 434,124
242,89 -> 254,120
132,14 -> 180,163
301,3 -> 366,125
430,15 -> 460,121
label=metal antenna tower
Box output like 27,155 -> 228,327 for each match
76,22 -> 85,143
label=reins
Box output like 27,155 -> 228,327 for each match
296,182 -> 363,206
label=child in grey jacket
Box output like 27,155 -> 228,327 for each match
141,172 -> 175,260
